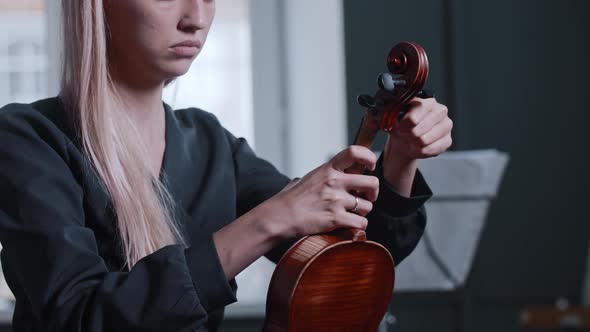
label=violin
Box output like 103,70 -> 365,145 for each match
263,41 -> 430,332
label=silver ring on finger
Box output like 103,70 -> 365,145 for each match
351,196 -> 359,213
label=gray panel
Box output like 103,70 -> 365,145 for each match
451,0 -> 590,299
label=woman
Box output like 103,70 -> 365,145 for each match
0,0 -> 452,331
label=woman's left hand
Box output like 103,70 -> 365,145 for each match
385,97 -> 453,163
381,97 -> 453,196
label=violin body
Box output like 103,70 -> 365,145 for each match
263,41 -> 429,332
263,229 -> 394,332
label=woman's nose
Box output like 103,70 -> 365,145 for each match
178,0 -> 211,33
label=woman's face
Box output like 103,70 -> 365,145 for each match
105,0 -> 215,86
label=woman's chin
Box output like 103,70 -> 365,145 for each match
160,61 -> 193,79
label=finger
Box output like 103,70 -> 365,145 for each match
344,193 -> 374,217
334,211 -> 368,230
397,99 -> 429,133
330,145 -> 377,172
417,117 -> 453,146
411,105 -> 449,138
340,174 -> 379,202
419,134 -> 453,157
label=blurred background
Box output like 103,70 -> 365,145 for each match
0,0 -> 589,331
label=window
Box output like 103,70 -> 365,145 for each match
0,0 -> 254,144
0,0 -> 48,105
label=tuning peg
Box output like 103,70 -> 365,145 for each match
378,72 -> 406,93
357,94 -> 376,108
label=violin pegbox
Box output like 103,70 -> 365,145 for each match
357,41 -> 429,132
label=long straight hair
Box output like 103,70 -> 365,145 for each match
60,0 -> 185,268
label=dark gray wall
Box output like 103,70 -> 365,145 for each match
343,0 -> 590,331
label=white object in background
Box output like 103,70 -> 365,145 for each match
395,149 -> 509,291
0,244 -> 14,302
0,243 -> 16,324
226,258 -> 275,318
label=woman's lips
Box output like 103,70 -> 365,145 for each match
169,41 -> 202,57
170,45 -> 199,57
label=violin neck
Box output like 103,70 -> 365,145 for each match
346,114 -> 380,175
353,116 -> 378,149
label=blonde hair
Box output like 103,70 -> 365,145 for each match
60,0 -> 185,268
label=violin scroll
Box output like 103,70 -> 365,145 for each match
357,41 -> 429,132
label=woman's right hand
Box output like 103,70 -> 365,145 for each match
213,145 -> 380,279
259,145 -> 380,240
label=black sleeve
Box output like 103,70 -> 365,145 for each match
0,106 -> 236,332
222,130 -> 294,264
365,153 -> 433,265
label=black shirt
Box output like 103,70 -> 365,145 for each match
0,97 -> 432,332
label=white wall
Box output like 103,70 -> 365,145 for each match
250,0 -> 287,172
282,0 -> 348,177
251,0 -> 347,177
46,0 -> 61,97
